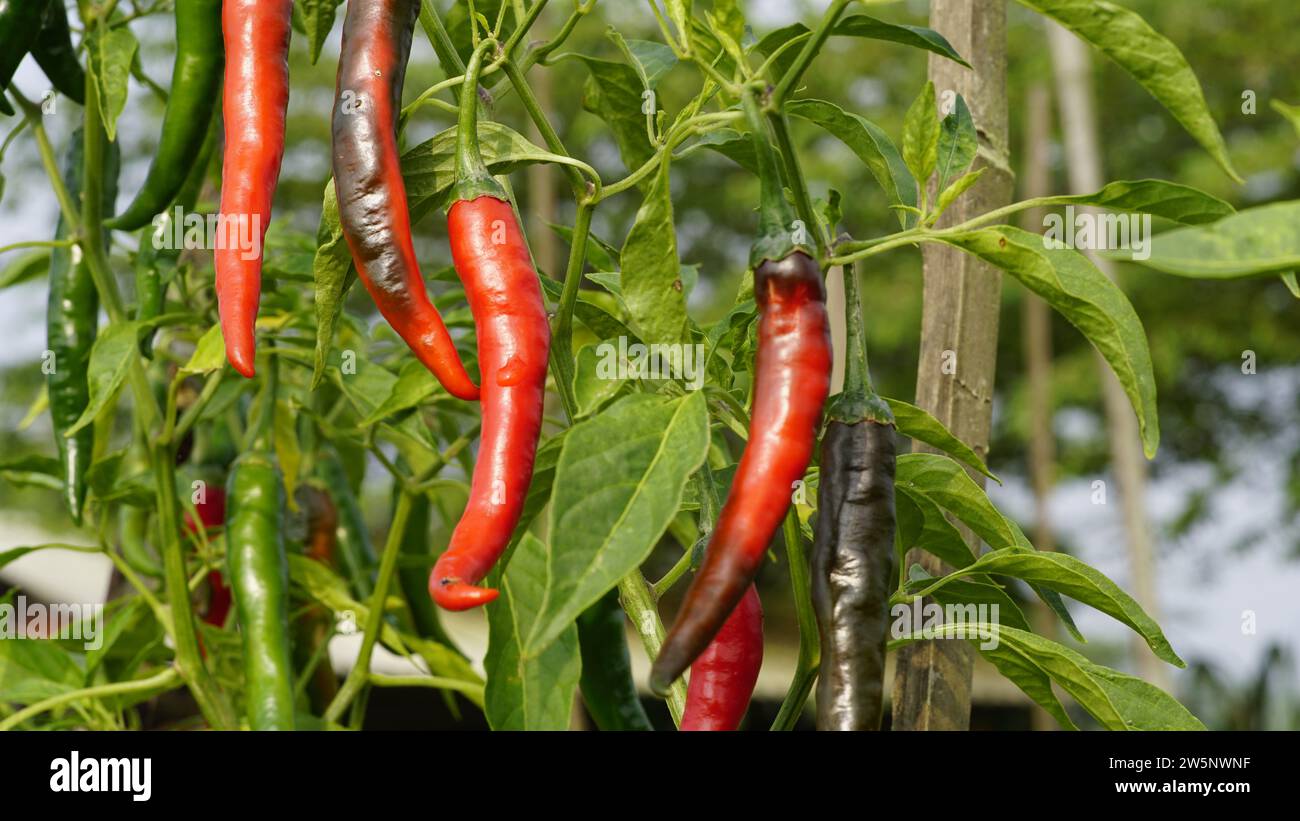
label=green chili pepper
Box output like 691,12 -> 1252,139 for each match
33,0 -> 86,105
46,126 -> 118,525
0,1 -> 49,117
107,0 -> 224,230
226,452 -> 295,730
119,505 -> 162,578
577,590 -> 653,731
315,452 -> 375,600
134,118 -> 218,357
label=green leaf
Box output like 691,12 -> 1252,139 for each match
1130,201 -> 1300,278
1282,272 -> 1300,299
620,158 -> 688,347
755,16 -> 968,82
664,0 -> 693,51
955,548 -> 1183,667
885,397 -> 997,482
940,226 -> 1159,457
273,399 -> 302,510
64,321 -> 140,437
895,452 -> 1082,641
832,15 -> 970,68
573,341 -> 626,418
935,94 -> 976,193
895,488 -> 978,570
287,554 -> 482,699
1032,179 -> 1235,225
0,541 -> 94,571
786,99 -> 918,228
933,168 -> 985,219
711,0 -> 745,45
577,56 -> 655,172
623,38 -> 678,89
0,629 -> 83,704
1272,99 -> 1300,141
179,324 -> 226,375
402,121 -> 560,218
296,0 -> 341,64
358,359 -> 439,426
1014,0 -> 1239,182
0,455 -> 63,492
907,565 -> 1032,633
902,81 -> 939,193
895,624 -> 1203,730
0,250 -> 50,290
484,533 -> 582,730
527,392 -> 710,655
88,25 -> 138,142
311,183 -> 355,389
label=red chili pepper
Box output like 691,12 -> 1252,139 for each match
184,485 -> 232,627
215,0 -> 292,378
652,91 -> 831,694
331,0 -> 479,401
681,584 -> 764,731
429,42 -> 549,610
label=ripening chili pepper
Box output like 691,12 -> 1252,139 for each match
429,41 -> 550,610
46,126 -> 118,525
331,0 -> 479,401
680,584 -> 763,731
651,92 -> 831,695
185,483 -> 233,627
577,590 -> 654,731
108,0 -> 223,231
0,1 -> 48,117
215,0 -> 292,378
226,453 -> 295,730
33,0 -> 85,105
811,262 -> 896,731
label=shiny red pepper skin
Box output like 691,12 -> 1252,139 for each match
429,196 -> 550,610
215,0 -> 292,378
652,251 -> 831,693
681,584 -> 763,731
331,0 -> 479,401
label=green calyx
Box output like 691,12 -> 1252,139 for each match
743,86 -> 808,270
452,39 -> 507,204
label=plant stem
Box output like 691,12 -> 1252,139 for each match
771,509 -> 819,730
765,109 -> 830,258
549,200 -> 592,422
502,57 -> 588,197
771,0 -> 850,106
618,571 -> 686,725
153,447 -> 236,729
0,667 -> 183,731
323,489 -> 416,726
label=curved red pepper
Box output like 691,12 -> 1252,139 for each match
430,196 -> 549,609
331,0 -> 479,401
681,584 -> 763,731
652,251 -> 831,693
216,0 -> 292,378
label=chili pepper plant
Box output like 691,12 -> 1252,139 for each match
0,0 -> 1288,732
